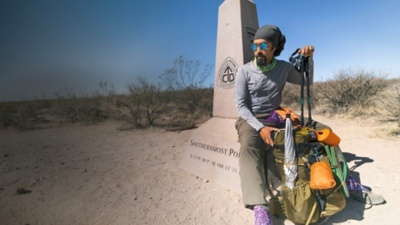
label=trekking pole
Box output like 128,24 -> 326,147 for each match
300,56 -> 305,126
289,49 -> 313,127
289,49 -> 305,126
304,57 -> 313,127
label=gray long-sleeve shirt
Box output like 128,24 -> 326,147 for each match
234,58 -> 313,131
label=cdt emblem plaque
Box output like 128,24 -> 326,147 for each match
217,57 -> 238,89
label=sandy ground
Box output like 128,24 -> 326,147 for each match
0,115 -> 399,225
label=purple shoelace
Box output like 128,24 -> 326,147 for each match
346,176 -> 368,191
254,205 -> 273,225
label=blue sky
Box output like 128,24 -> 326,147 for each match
1,0 -> 399,101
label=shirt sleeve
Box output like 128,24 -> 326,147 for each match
234,67 -> 265,132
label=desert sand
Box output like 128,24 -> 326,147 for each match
0,115 -> 399,225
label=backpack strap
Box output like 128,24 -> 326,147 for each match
325,145 -> 350,197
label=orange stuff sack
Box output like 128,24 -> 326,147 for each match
275,107 -> 300,124
310,161 -> 336,190
316,128 -> 340,146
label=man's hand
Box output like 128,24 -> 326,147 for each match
259,126 -> 279,147
298,46 -> 315,57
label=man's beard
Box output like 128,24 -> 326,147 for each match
256,54 -> 267,66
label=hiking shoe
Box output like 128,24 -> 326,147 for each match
254,205 -> 273,225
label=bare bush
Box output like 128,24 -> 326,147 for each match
54,97 -> 108,124
318,69 -> 387,114
159,55 -> 213,113
15,101 -> 38,129
160,55 -> 213,90
96,80 -> 116,97
0,77 -> 213,130
170,88 -> 213,116
2,68 -> 396,136
53,83 -> 116,124
373,78 -> 400,129
0,100 -> 52,130
171,87 -> 213,113
0,102 -> 17,128
115,77 -> 165,128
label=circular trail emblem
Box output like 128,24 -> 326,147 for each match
217,57 -> 238,89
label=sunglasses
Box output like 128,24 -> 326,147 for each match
251,42 -> 268,51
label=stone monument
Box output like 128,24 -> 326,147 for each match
179,0 -> 259,193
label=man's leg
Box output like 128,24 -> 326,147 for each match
235,117 -> 269,209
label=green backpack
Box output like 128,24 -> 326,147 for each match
270,127 -> 348,225
266,51 -> 349,224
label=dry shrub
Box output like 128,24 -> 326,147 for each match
0,79 -> 213,130
55,97 -> 109,124
1,73 -> 397,136
316,69 -> 387,115
114,77 -> 166,128
160,55 -> 213,91
373,78 -> 400,135
0,102 -> 19,128
52,82 -> 117,124
159,55 -> 213,117
0,100 -> 52,130
169,87 -> 213,115
114,82 -> 213,129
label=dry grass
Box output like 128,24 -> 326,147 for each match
0,87 -> 213,131
1,73 -> 399,136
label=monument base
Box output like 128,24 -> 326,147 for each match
179,117 -> 241,193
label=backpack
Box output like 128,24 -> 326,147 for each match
270,127 -> 348,224
267,50 -> 349,224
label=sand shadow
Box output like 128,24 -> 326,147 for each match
342,152 -> 374,171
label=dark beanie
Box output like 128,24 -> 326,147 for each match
254,25 -> 284,47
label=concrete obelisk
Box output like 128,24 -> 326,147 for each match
213,0 -> 259,118
179,0 -> 259,193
